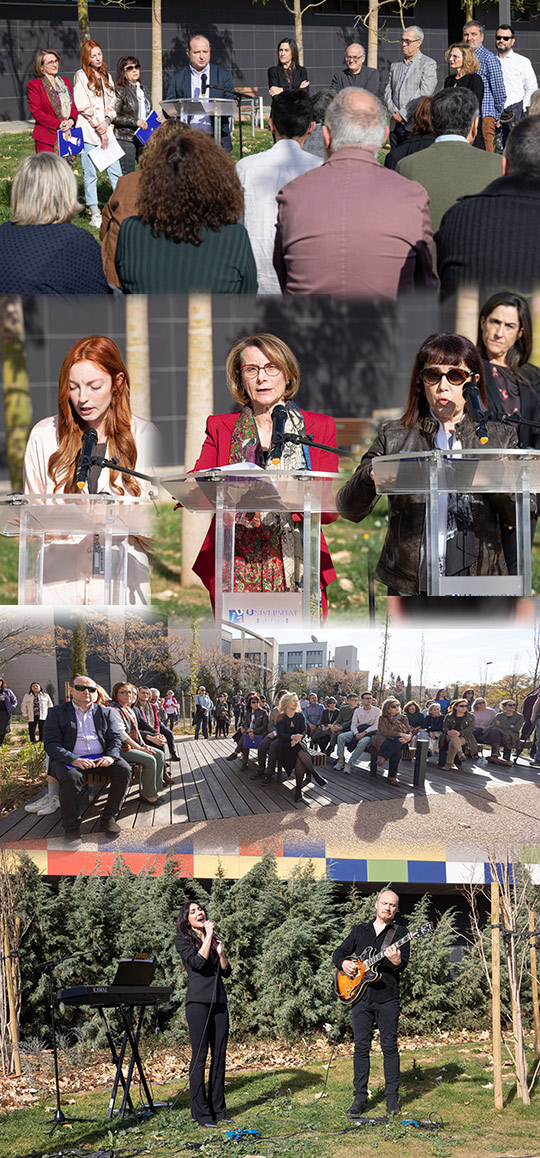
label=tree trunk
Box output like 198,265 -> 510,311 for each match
78,0 -> 90,46
294,0 -> 304,66
181,296 -> 213,588
491,883 -> 503,1109
126,297 -> 150,419
152,0 -> 163,115
0,297 -> 32,493
367,3 -> 378,70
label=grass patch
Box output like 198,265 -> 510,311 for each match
0,733 -> 46,812
1,1035 -> 539,1158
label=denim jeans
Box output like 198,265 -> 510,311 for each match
349,733 -> 374,764
81,140 -> 122,208
336,730 -> 355,759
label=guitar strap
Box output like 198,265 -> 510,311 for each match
378,925 -> 398,957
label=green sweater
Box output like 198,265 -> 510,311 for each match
115,217 -> 258,294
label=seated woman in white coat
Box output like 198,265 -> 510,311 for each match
23,334 -> 159,605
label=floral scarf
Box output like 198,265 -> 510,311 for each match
41,76 -> 72,153
228,404 -> 311,593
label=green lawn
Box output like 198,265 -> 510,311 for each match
0,126 -> 274,229
1,1037 -> 539,1158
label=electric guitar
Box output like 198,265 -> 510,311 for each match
334,922 -> 433,1006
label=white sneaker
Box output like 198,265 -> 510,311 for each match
90,211 -> 102,228
343,762 -> 352,774
25,796 -> 47,813
334,757 -> 345,771
36,796 -> 60,815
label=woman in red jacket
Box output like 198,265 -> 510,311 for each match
27,48 -> 78,153
191,332 -> 338,616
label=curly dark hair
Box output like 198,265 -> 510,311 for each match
136,121 -> 244,246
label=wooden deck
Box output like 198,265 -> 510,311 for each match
0,737 -> 539,845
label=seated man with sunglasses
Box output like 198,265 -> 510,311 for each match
337,331 -> 523,595
43,674 -> 132,841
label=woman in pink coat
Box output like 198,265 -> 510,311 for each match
190,333 -> 338,617
27,48 -> 77,153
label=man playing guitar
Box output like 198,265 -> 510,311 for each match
332,889 -> 410,1118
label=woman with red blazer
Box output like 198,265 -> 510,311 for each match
190,333 -> 338,617
27,48 -> 77,154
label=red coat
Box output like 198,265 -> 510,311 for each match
27,77 -> 78,151
191,409 -> 339,611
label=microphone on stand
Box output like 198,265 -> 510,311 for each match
201,72 -> 207,96
76,428 -> 98,490
269,405 -> 288,466
463,382 -> 489,445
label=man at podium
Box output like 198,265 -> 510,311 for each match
190,332 -> 338,616
337,332 -> 528,595
166,34 -> 233,152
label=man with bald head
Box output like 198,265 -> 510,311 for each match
333,889 -> 410,1118
273,88 -> 435,296
166,33 -> 234,151
330,42 -> 379,94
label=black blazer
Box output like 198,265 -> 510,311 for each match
268,64 -> 309,92
165,63 -> 233,151
43,702 -> 123,765
330,66 -> 379,95
175,931 -> 231,1004
483,358 -> 540,450
444,72 -> 485,150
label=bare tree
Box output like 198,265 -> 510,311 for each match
354,0 -> 418,69
84,616 -> 188,683
0,616 -> 58,670
253,0 -> 328,65
415,633 -> 428,705
378,608 -> 391,700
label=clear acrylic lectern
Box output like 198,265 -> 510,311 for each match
160,99 -> 236,146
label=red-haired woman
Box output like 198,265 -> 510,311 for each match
23,335 -> 158,604
73,40 -> 122,228
337,333 -> 524,594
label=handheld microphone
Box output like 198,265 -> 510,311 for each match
201,72 -> 207,96
270,405 -> 288,466
76,427 -> 98,490
463,382 -> 489,445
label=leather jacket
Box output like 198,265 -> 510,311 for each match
337,413 -> 529,595
240,706 -> 269,737
114,80 -> 150,140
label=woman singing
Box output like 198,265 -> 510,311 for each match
175,901 -> 232,1128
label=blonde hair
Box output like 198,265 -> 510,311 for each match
11,154 -> 81,226
33,47 -> 61,76
277,691 -> 298,716
225,333 -> 301,407
445,42 -> 480,75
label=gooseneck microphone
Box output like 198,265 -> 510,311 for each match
269,404 -> 288,466
76,427 -> 98,490
201,72 -> 207,96
463,382 -> 489,445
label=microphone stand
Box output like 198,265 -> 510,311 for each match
484,409 -> 540,438
86,455 -> 160,490
36,949 -> 100,1133
269,431 -> 341,459
206,83 -> 245,157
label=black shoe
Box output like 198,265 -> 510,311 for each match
262,775 -> 272,786
100,817 -> 121,836
249,769 -> 263,780
226,752 -> 240,761
386,1099 -> 400,1116
216,1115 -> 233,1123
294,789 -> 303,802
64,827 -> 82,842
347,1098 -> 367,1118
303,771 -> 312,785
170,753 -> 180,762
194,1119 -> 218,1128
313,771 -> 327,787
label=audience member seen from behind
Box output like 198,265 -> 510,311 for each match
188,333 -> 338,617
73,40 -> 123,229
115,122 -> 257,293
236,90 -> 320,293
27,48 -> 77,154
477,291 -> 540,573
444,42 -> 485,149
114,55 -> 151,175
303,89 -> 334,158
0,155 -> 109,294
336,333 -> 522,595
274,88 -> 435,297
268,38 -> 309,96
384,96 -> 435,169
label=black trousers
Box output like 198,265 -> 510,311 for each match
28,717 -> 44,743
351,998 -> 400,1102
159,722 -> 177,756
48,756 -> 132,832
257,734 -> 280,776
185,1001 -> 229,1123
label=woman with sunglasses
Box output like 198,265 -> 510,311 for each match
441,698 -> 478,770
114,56 -> 152,175
190,332 -> 338,618
337,333 -> 521,595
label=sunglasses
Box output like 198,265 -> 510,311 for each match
73,684 -> 97,693
496,35 -> 512,40
419,367 -> 472,387
125,63 -> 140,70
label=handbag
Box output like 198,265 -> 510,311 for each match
243,734 -> 262,750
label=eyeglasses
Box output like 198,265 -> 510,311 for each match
73,685 -> 97,693
240,362 -> 282,379
401,37 -> 419,43
496,35 -> 512,40
419,367 -> 471,387
505,702 -> 516,707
